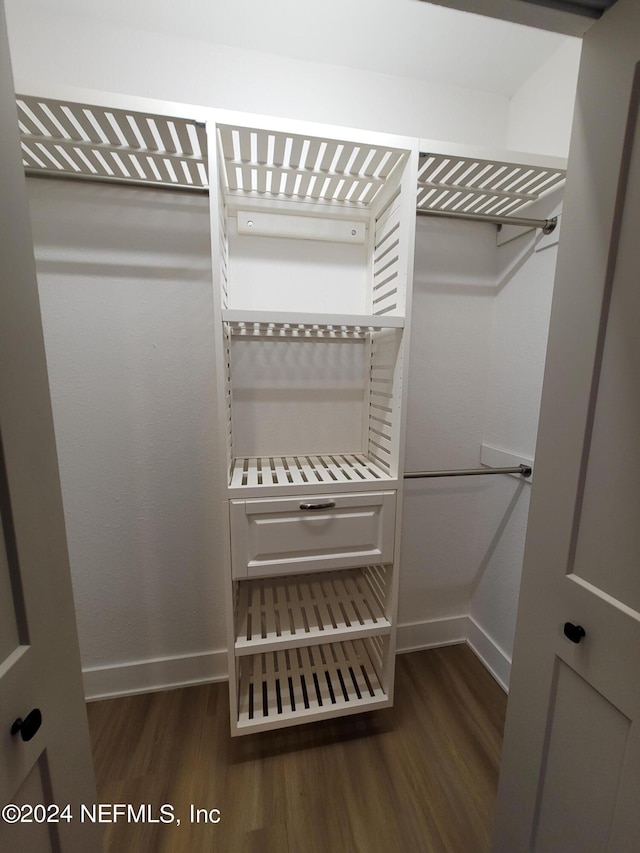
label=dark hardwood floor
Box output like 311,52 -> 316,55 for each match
86,643 -> 507,853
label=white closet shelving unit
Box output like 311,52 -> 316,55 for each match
208,112 -> 418,734
15,87 -> 565,736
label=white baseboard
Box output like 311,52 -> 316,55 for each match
397,615 -> 511,693
83,649 -> 228,701
466,617 -> 511,693
84,621 -> 510,701
396,615 -> 468,654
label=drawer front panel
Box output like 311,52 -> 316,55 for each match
230,492 -> 396,578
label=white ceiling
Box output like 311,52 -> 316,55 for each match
15,0 -> 575,97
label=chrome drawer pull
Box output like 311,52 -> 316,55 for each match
299,501 -> 337,511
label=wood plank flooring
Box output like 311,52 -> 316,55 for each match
86,644 -> 507,853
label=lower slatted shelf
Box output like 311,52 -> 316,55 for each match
236,637 -> 389,733
235,565 -> 391,654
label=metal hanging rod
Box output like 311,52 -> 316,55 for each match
23,173 -> 555,235
24,169 -> 209,195
405,464 -> 532,479
416,207 -> 557,234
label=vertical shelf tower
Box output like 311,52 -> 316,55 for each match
208,114 -> 418,734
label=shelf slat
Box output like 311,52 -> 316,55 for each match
235,566 -> 391,655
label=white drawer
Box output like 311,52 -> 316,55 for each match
229,491 -> 396,579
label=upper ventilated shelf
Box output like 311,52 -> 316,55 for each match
17,95 -> 208,190
217,123 -> 406,208
417,151 -> 565,218
16,94 -> 566,223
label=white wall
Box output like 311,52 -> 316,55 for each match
400,194 -> 563,687
4,6 -> 509,148
27,179 -> 228,696
399,218 -> 496,650
468,190 -> 563,688
463,35 -> 580,688
507,39 -> 582,158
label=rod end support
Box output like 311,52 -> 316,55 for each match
542,217 -> 558,235
519,464 -> 533,477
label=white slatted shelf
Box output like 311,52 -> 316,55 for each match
236,637 -> 388,732
229,453 -> 392,490
17,94 -> 567,223
223,310 -> 404,337
218,123 -> 406,209
17,95 -> 208,190
235,566 -> 391,655
417,151 -> 565,218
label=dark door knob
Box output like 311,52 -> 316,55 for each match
11,708 -> 42,742
563,622 -> 586,644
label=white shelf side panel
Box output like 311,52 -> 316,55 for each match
218,157 -> 230,311
372,190 -> 404,317
367,330 -> 402,476
235,565 -> 392,654
216,132 -> 235,473
236,636 -> 388,733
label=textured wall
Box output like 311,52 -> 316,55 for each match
470,190 -> 563,685
507,39 -> 582,158
4,5 -> 509,148
400,217 -> 496,629
27,179 -> 226,673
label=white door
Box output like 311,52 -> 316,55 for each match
494,1 -> 640,850
0,3 -> 102,851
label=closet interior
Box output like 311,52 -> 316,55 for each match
209,115 -> 418,734
17,89 -> 566,734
